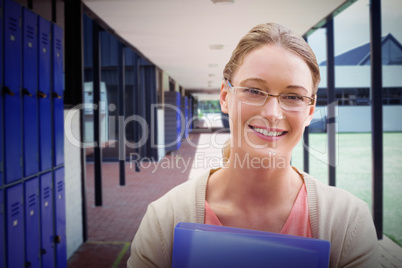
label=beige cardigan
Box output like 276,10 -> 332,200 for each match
127,169 -> 378,268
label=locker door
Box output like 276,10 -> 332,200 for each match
54,167 -> 66,268
4,0 -> 22,184
181,97 -> 188,138
5,184 -> 24,268
0,190 -> 4,268
40,172 -> 54,268
38,17 -> 52,171
0,0 -> 3,186
52,23 -> 64,166
25,177 -> 40,268
176,92 -> 182,149
23,8 -> 39,177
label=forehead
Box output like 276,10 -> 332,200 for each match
233,45 -> 314,94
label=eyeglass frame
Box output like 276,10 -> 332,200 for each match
225,79 -> 315,110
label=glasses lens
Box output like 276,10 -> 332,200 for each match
280,95 -> 308,111
236,88 -> 266,105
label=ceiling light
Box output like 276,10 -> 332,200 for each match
211,0 -> 234,4
209,44 -> 224,50
208,64 -> 218,68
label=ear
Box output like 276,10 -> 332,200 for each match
220,81 -> 229,114
304,96 -> 316,127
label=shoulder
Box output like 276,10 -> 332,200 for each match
301,170 -> 369,230
127,170 -> 211,268
297,169 -> 378,267
149,169 -> 209,221
301,170 -> 367,210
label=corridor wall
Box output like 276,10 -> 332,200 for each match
164,91 -> 182,152
1,0 -> 66,267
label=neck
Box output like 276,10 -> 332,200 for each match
216,151 -> 302,208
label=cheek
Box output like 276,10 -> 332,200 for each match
287,113 -> 308,131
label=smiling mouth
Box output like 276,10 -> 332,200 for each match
249,125 -> 287,137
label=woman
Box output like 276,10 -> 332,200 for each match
127,23 -> 378,268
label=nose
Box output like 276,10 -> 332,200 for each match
261,95 -> 284,121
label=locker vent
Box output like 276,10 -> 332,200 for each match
27,25 -> 35,40
44,186 -> 50,199
56,39 -> 62,51
41,33 -> 49,46
28,193 -> 36,208
11,202 -> 20,217
57,180 -> 63,193
8,17 -> 18,33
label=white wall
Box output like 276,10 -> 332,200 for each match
312,105 -> 402,132
318,65 -> 402,88
64,108 -> 83,258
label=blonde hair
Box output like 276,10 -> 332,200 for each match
223,22 -> 320,93
222,22 -> 320,162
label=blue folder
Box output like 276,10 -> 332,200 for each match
172,222 -> 330,268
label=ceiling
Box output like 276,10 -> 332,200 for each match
82,0 -> 349,99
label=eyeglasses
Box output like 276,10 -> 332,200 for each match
226,80 -> 315,112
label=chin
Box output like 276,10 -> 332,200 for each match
232,147 -> 289,170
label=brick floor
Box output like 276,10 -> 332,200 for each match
68,133 -> 205,268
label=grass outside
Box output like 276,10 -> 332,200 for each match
291,132 -> 402,246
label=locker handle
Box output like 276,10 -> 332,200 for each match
25,261 -> 32,267
22,88 -> 33,97
52,92 -> 62,99
41,248 -> 47,255
55,235 -> 62,244
37,91 -> 47,98
3,86 -> 15,96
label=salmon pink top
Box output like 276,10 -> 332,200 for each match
204,183 -> 312,238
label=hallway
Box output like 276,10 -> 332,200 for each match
67,133 -> 228,267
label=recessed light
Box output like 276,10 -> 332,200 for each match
209,44 -> 224,50
211,0 -> 234,4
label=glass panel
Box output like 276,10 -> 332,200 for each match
332,0 -> 372,206
382,0 -> 402,247
83,14 -> 94,159
100,32 -> 121,161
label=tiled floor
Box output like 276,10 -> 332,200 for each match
67,132 -> 402,268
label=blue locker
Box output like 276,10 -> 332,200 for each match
181,97 -> 188,138
52,23 -> 64,166
5,184 -> 24,268
25,177 -> 40,268
23,8 -> 39,177
0,0 -> 3,186
54,167 -> 66,268
38,17 -> 52,171
176,92 -> 182,149
40,172 -> 54,268
4,0 -> 22,184
0,190 -> 4,268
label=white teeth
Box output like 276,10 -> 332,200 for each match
252,127 -> 283,137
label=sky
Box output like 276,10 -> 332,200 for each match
307,0 -> 402,64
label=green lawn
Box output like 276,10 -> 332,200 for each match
291,132 -> 402,246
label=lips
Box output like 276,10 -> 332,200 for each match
248,125 -> 287,138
